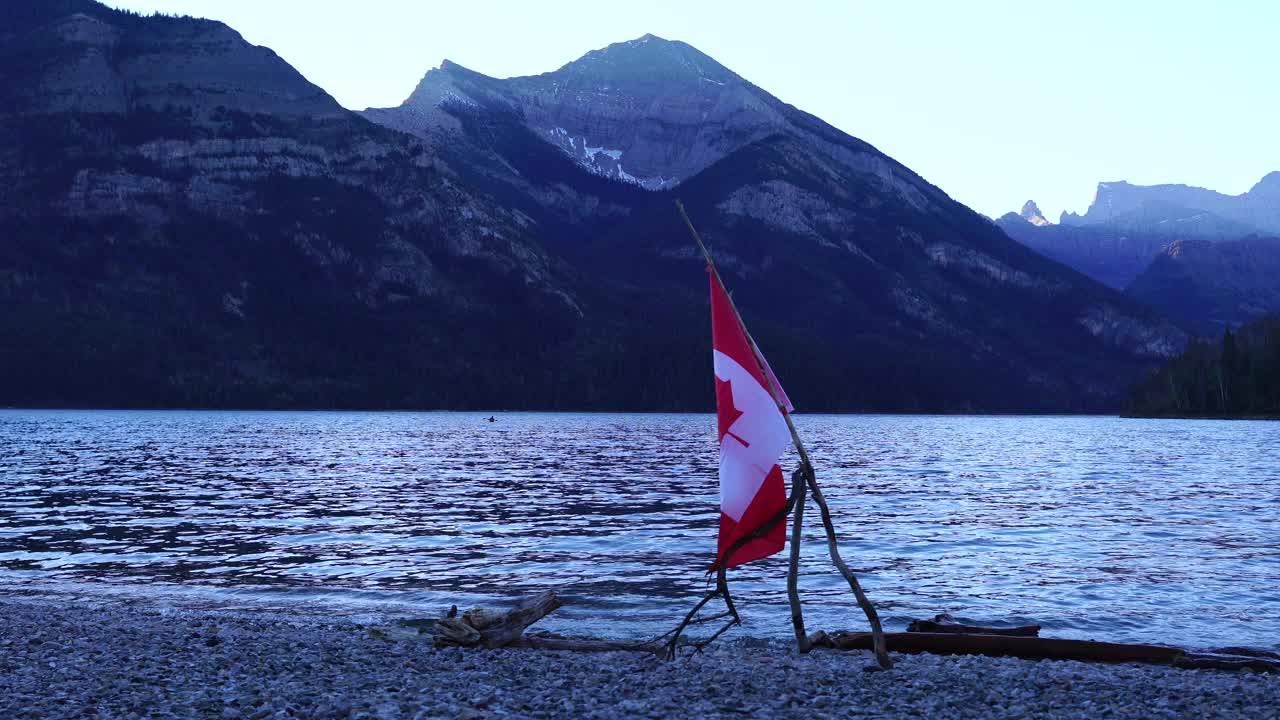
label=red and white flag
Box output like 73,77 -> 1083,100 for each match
710,269 -> 792,569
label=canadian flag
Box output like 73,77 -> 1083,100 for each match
710,269 -> 793,569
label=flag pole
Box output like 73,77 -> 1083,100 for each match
676,200 -> 892,669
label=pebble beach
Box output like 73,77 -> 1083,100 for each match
2,598 -> 1277,720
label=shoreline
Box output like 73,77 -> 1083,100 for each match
15,406 -> 1279,420
1121,412 -> 1280,421
2,596 -> 1276,719
1,407 -> 1124,417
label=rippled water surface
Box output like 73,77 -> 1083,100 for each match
1,410 -> 1277,649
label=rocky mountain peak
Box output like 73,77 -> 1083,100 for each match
1090,181 -> 1131,214
3,1 -> 343,121
2,0 -> 104,33
547,33 -> 738,88
1059,174 -> 1280,236
1250,171 -> 1280,197
375,34 -> 791,190
1020,200 -> 1050,226
400,59 -> 502,115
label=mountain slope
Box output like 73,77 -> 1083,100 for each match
586,137 -> 1182,411
995,213 -> 1173,290
1125,236 -> 1280,336
0,2 -> 583,408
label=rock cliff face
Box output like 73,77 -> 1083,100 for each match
1020,200 -> 1050,226
1063,176 -> 1280,235
1,4 -> 1184,411
1126,236 -> 1280,336
0,1 -> 579,409
1,7 -> 344,121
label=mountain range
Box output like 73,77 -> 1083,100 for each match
0,1 -> 1184,412
997,176 -> 1280,334
1061,175 -> 1280,234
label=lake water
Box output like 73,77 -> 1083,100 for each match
1,410 -> 1277,651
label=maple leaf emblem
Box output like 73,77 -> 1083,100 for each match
715,376 -> 750,447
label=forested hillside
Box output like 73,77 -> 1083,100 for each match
1127,315 -> 1280,417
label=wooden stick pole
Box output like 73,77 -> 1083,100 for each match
787,466 -> 810,652
676,199 -> 890,668
675,201 -> 814,468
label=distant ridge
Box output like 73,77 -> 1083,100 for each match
1059,175 -> 1280,235
998,172 -> 1280,291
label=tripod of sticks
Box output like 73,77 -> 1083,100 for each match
662,201 -> 892,670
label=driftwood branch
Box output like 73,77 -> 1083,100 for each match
688,609 -> 736,627
661,462 -> 809,659
786,465 -> 809,653
811,631 -> 1179,662
434,591 -> 562,649
1174,652 -> 1280,672
908,613 -> 1041,637
662,581 -> 732,659
1207,646 -> 1280,660
409,593 -> 666,656
689,617 -> 741,655
387,592 -> 1279,674
802,463 -> 893,670
809,631 -> 1280,673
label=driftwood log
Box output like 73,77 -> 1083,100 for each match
1207,646 -> 1280,660
381,593 -> 1279,673
1174,652 -> 1280,672
809,630 -> 1280,673
812,631 -> 1183,663
433,591 -> 563,649
907,613 -> 1041,637
394,592 -> 665,656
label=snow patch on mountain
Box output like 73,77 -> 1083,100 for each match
544,127 -> 675,189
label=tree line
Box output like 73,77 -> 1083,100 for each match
1127,314 -> 1280,417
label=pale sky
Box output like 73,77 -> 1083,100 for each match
105,0 -> 1277,221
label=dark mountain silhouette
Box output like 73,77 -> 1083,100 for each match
1,4 -> 1183,411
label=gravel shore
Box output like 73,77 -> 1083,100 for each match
1,597 -> 1276,720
